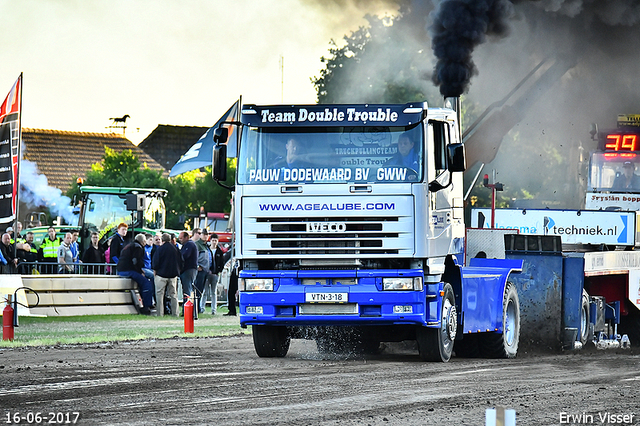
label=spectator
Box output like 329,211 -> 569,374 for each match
142,233 -> 154,279
57,232 -> 74,274
16,231 -> 38,274
192,228 -> 210,314
200,231 -> 225,315
178,231 -> 198,315
110,223 -> 128,264
39,227 -> 61,274
225,258 -> 239,316
152,233 -> 183,316
70,231 -> 80,264
117,233 -> 154,315
82,231 -> 105,274
0,244 -> 7,270
150,232 -> 162,261
1,232 -> 17,274
7,222 -> 22,244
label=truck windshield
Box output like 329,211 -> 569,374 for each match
589,152 -> 640,193
208,217 -> 229,232
84,193 -> 166,236
237,124 -> 423,184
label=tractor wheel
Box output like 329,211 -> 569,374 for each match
479,282 -> 520,358
252,325 -> 291,357
416,283 -> 456,362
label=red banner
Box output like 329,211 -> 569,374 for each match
0,75 -> 22,225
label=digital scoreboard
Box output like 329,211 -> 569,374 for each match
598,114 -> 640,152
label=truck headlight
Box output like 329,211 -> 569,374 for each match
241,278 -> 274,291
383,277 -> 423,291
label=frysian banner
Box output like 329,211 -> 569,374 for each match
0,74 -> 22,225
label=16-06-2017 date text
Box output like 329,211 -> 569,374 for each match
4,412 -> 80,424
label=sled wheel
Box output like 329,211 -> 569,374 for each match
579,289 -> 590,345
417,283 -> 456,362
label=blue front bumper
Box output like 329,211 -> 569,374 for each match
238,269 -> 444,328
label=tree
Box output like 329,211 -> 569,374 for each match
312,7 -> 440,105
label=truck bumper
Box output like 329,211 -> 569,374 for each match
239,269 -> 443,328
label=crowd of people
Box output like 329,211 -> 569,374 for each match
0,221 -> 236,317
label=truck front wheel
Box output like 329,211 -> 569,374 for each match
479,282 -> 520,358
252,325 -> 291,357
417,283 -> 456,362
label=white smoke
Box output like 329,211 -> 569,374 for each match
19,158 -> 76,225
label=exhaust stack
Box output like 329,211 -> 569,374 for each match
444,96 -> 462,136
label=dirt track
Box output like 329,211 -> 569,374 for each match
1,334 -> 639,426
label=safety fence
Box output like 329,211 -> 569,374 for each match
2,261 -> 231,314
3,262 -> 116,275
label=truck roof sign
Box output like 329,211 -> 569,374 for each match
241,103 -> 426,128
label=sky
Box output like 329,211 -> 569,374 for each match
0,0 -> 398,145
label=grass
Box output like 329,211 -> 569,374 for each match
0,307 -> 247,348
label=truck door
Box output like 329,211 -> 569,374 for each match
427,120 -> 463,257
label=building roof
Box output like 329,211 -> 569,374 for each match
138,124 -> 209,172
22,128 -> 167,192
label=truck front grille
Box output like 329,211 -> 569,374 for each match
251,216 -> 401,256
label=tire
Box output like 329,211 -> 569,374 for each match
579,289 -> 590,345
416,283 -> 456,362
252,325 -> 291,357
454,334 -> 480,358
479,282 -> 520,359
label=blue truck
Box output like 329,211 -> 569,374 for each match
213,100 -> 523,361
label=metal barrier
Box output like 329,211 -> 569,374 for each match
9,262 -> 117,276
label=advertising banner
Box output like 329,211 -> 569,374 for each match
0,75 -> 21,225
470,208 -> 636,246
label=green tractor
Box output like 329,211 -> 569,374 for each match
26,186 -> 170,253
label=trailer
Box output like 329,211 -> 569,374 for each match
468,112 -> 640,349
212,99 -> 525,361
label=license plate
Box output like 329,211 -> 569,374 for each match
305,292 -> 348,303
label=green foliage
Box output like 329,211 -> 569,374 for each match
66,148 -> 236,231
312,10 -> 440,104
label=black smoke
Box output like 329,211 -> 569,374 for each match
430,0 -> 515,97
429,0 -> 640,97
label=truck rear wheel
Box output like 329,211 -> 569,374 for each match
479,282 -> 520,358
417,283 -> 456,362
252,325 -> 291,357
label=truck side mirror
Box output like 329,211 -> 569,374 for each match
213,144 -> 228,181
448,143 -> 466,172
214,127 -> 228,144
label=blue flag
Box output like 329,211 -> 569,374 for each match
169,101 -> 239,177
